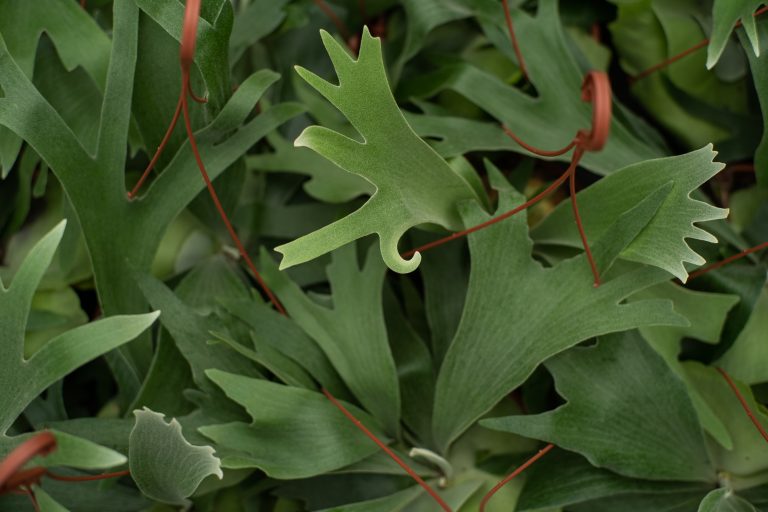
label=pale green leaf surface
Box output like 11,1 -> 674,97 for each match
532,146 -> 728,281
262,244 -> 401,435
432,172 -> 686,450
200,370 -> 385,479
698,489 -> 758,512
708,0 -> 763,68
483,332 -> 714,482
685,363 -> 768,477
0,221 -> 158,434
129,407 -> 223,505
716,286 -> 768,385
0,430 -> 126,471
247,130 -> 374,203
275,28 -> 480,273
631,281 -> 739,448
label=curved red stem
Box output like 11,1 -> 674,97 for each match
632,6 -> 768,82
0,432 -> 56,490
322,389 -> 452,512
716,368 -> 768,444
479,443 -> 554,512
688,241 -> 768,280
45,469 -> 131,482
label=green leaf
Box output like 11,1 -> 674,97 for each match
0,430 -> 126,470
742,16 -> 768,186
517,449 -> 711,511
401,0 -> 667,176
716,286 -> 768,385
631,281 -> 739,448
0,0 -> 110,176
317,485 -> 424,512
432,172 -> 686,450
685,363 -> 768,478
200,370 -> 386,479
274,28 -> 480,274
0,221 -> 159,434
35,487 -> 70,512
483,332 -> 714,482
129,407 -> 223,505
708,0 -> 763,69
532,146 -> 728,282
262,244 -> 401,434
698,489 -> 758,512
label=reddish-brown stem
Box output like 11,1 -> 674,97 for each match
402,71 -> 611,289
688,241 -> 768,280
321,389 -> 452,512
502,127 -> 576,156
631,39 -> 709,83
0,432 -> 56,490
401,153 -> 578,258
128,0 -> 285,315
24,486 -> 40,512
180,76 -> 286,315
570,163 -> 600,286
716,368 -> 768,444
501,0 -> 528,79
728,163 -> 755,173
479,443 -> 555,512
127,92 -> 184,200
79,0 -> 86,8
313,0 -> 352,40
45,469 -> 131,482
632,5 -> 768,83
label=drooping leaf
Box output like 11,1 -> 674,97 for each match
200,370 -> 386,479
708,0 -> 763,69
483,332 -> 714,482
0,221 -> 158,434
532,146 -> 728,282
262,243 -> 401,435
129,407 -> 223,506
274,28 -> 480,274
432,171 -> 686,450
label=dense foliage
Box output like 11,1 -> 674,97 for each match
0,0 -> 767,511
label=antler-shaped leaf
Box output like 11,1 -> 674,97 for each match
531,145 -> 728,282
274,28 -> 481,274
0,221 -> 159,434
432,170 -> 687,450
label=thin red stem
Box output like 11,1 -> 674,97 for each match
45,469 -> 130,482
321,389 -> 452,512
79,0 -> 86,8
569,160 -> 600,286
632,5 -> 768,82
0,433 -> 56,490
24,486 -> 40,512
358,0 -> 367,21
502,126 -> 576,156
313,0 -> 352,40
180,75 -> 286,315
501,0 -> 528,79
688,241 -> 768,280
479,443 -> 554,512
127,92 -> 184,200
401,155 -> 578,258
716,368 -> 768,444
